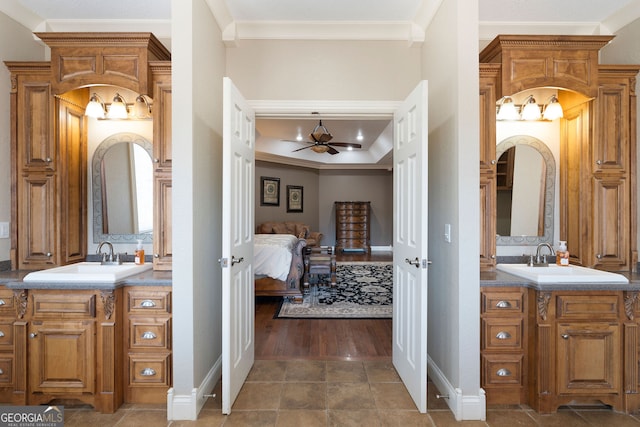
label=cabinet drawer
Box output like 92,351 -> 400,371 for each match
482,353 -> 523,386
481,290 -> 524,315
337,231 -> 368,239
336,239 -> 368,248
31,293 -> 96,318
336,216 -> 368,224
0,289 -> 15,315
481,318 -> 523,351
129,317 -> 171,349
0,321 -> 14,348
556,294 -> 619,320
129,353 -> 171,386
127,290 -> 171,314
0,357 -> 13,386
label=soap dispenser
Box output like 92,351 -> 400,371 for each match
135,239 -> 145,265
556,241 -> 569,266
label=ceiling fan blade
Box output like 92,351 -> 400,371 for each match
327,146 -> 340,155
328,142 -> 362,149
292,145 -> 314,152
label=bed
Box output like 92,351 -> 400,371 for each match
254,234 -> 307,302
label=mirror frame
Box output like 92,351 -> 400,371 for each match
495,135 -> 555,246
92,132 -> 154,243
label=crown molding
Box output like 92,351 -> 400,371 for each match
255,151 -> 391,170
248,99 -> 400,119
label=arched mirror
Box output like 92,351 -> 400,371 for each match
92,132 -> 153,243
495,135 -> 555,245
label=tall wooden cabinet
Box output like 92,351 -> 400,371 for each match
5,33 -> 172,271
479,35 -> 640,272
335,201 -> 371,253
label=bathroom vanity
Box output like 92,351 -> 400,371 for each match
481,269 -> 640,414
0,268 -> 172,413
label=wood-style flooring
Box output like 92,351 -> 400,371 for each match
255,250 -> 393,361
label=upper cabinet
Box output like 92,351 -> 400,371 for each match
5,33 -> 172,271
479,35 -> 640,272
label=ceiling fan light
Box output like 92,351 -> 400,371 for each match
310,145 -> 330,153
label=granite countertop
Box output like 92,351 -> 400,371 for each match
481,268 -> 640,291
0,268 -> 172,290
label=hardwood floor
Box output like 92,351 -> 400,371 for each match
255,250 -> 393,361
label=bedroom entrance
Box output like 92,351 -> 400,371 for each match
222,78 -> 429,414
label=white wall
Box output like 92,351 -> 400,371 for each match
0,13 -> 45,265
422,0 -> 483,420
170,0 -> 226,419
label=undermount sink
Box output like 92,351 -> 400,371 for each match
496,263 -> 629,284
23,262 -> 152,283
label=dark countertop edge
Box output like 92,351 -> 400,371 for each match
481,270 -> 640,291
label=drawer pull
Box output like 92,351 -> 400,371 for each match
496,368 -> 511,377
0,331 -> 4,338
140,300 -> 156,308
142,331 -> 157,340
0,369 -> 3,375
495,300 -> 512,309
495,331 -> 511,340
140,368 -> 156,376
561,334 -> 569,340
0,299 -> 5,306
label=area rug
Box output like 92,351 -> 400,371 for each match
275,261 -> 392,319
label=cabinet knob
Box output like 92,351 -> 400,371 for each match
596,254 -> 602,259
140,300 -> 156,308
0,369 -> 4,375
45,157 -> 52,163
496,368 -> 511,377
154,253 -> 159,258
596,159 -> 602,165
29,333 -> 37,339
490,159 -> 497,165
140,368 -> 156,376
495,300 -> 512,309
0,331 -> 4,338
142,331 -> 157,340
496,331 -> 511,340
0,299 -> 5,306
46,252 -> 52,257
561,334 -> 569,340
154,158 -> 159,163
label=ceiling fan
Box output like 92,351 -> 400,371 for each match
285,120 -> 362,155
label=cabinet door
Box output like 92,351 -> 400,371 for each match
591,175 -> 629,270
557,322 -> 620,395
18,174 -> 56,268
480,173 -> 496,270
152,79 -> 172,171
29,320 -> 95,394
153,174 -> 172,270
593,82 -> 629,173
17,80 -> 55,171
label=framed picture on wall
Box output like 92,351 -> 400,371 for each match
286,185 -> 303,212
260,176 -> 280,206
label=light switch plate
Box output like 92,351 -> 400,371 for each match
0,222 -> 8,239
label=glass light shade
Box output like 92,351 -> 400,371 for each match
496,97 -> 520,121
85,94 -> 105,119
310,144 -> 330,153
521,96 -> 541,121
132,95 -> 152,119
542,97 -> 564,120
107,93 -> 128,119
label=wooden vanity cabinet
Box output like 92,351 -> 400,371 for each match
124,286 -> 172,403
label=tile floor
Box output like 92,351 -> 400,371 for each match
62,360 -> 640,426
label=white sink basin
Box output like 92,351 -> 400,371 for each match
23,262 -> 152,283
496,263 -> 629,284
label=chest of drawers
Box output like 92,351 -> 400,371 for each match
335,201 -> 371,253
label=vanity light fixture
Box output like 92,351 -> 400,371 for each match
542,95 -> 564,120
496,96 -> 520,121
520,95 -> 542,121
132,94 -> 153,120
106,93 -> 129,119
85,93 -> 106,119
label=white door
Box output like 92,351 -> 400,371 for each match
393,81 -> 429,413
221,77 -> 255,414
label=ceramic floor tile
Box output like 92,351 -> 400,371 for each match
326,382 -> 377,410
280,382 -> 327,409
285,360 -> 326,382
485,409 -> 539,426
233,382 -> 283,410
328,409 -> 382,426
113,409 -> 171,427
326,360 -> 367,382
570,410 -> 640,426
248,360 -> 288,381
370,382 -> 416,410
222,410 -> 278,427
170,409 -> 227,426
276,409 -> 328,427
525,410 -> 592,427
364,360 -> 401,382
378,410 -> 435,427
427,410 -> 488,426
63,409 -> 126,427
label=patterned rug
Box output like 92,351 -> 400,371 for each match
275,262 -> 392,319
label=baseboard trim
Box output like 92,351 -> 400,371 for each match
371,245 -> 392,252
167,355 -> 222,420
427,355 -> 486,421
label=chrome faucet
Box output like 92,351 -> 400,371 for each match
97,241 -> 115,264
535,242 -> 555,265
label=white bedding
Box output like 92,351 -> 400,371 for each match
254,234 -> 298,281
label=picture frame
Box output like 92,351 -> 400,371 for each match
260,176 -> 280,206
286,185 -> 303,212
